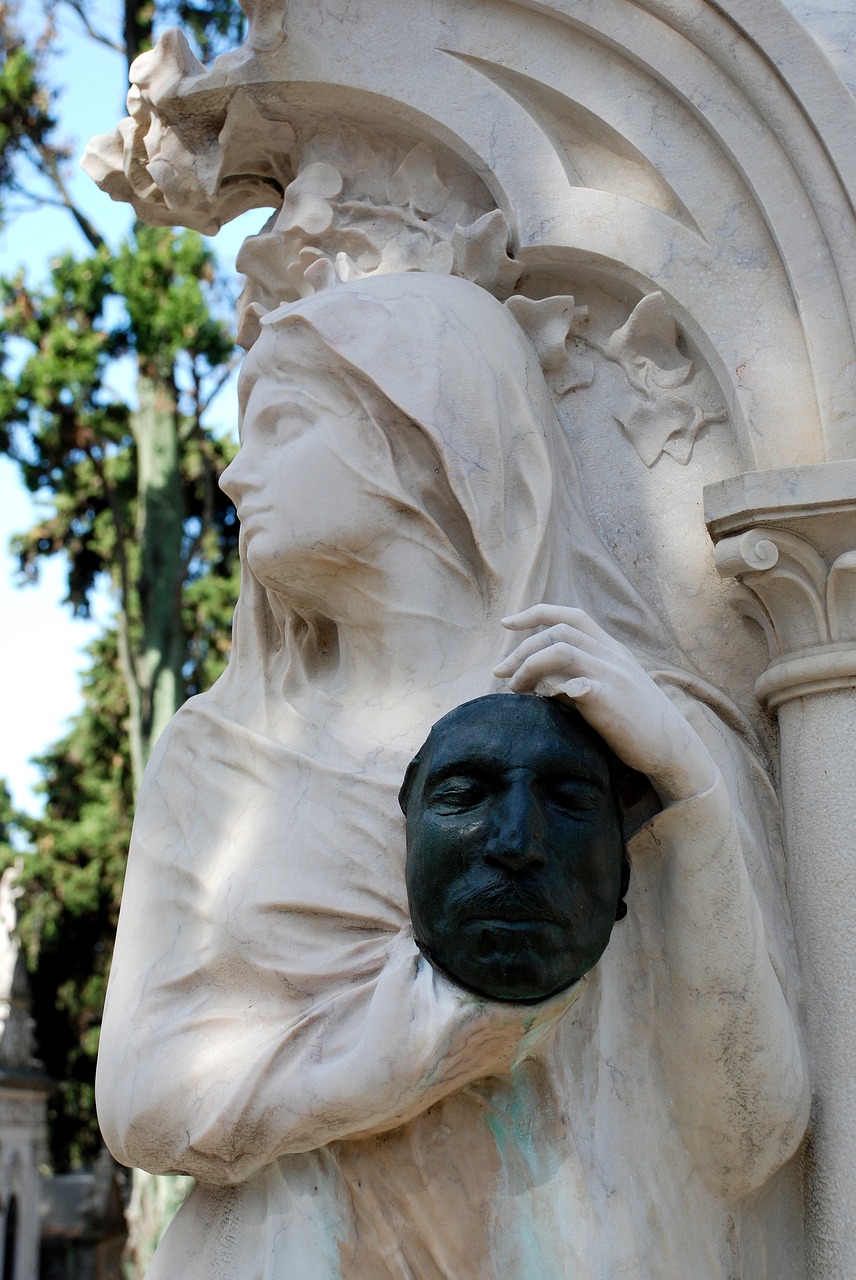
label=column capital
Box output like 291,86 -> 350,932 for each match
705,463 -> 856,709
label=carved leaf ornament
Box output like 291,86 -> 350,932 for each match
591,292 -> 726,466
504,295 -> 593,396
234,143 -> 524,346
714,528 -> 856,707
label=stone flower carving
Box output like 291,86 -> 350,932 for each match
83,29 -> 295,233
591,292 -> 726,466
83,21 -> 525,343
235,140 -> 523,346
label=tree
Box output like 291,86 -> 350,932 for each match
0,224 -> 242,1150
0,0 -> 248,1261
2,226 -> 240,788
0,5 -> 55,205
12,632 -> 134,1170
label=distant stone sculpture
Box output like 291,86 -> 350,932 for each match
96,272 -> 809,1278
0,867 -> 50,1280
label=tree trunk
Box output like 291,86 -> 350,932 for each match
125,371 -> 192,1277
130,370 -> 186,777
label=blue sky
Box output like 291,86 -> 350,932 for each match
0,7 -> 258,813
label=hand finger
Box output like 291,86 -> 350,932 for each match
493,625 -> 596,676
503,643 -> 597,692
501,604 -> 608,642
538,676 -> 593,702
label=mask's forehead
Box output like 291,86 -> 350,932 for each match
418,697 -> 613,787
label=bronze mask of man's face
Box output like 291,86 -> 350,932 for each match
400,695 -> 629,1003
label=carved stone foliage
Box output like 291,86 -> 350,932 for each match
82,11 -> 733,469
82,28 -> 289,234
504,295 -> 593,396
236,131 -> 523,346
715,531 -> 855,652
590,293 -> 726,467
83,28 -> 524,331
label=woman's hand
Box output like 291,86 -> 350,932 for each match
494,605 -> 716,804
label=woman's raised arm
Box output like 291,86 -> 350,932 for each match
495,605 -> 810,1197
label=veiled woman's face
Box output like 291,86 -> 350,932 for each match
220,334 -> 404,596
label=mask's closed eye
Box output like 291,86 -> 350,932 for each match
543,778 -> 606,817
425,773 -> 493,814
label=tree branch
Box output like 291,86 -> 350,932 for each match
34,145 -> 106,252
82,440 -> 136,669
58,0 -> 124,54
81,436 -> 146,793
194,353 -> 241,421
180,365 -> 215,569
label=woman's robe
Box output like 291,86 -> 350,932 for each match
97,682 -> 808,1279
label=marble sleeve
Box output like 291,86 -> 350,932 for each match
95,729 -> 578,1186
630,690 -> 810,1198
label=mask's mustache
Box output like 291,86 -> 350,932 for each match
447,881 -> 571,929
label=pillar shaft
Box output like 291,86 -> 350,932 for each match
706,461 -> 856,1279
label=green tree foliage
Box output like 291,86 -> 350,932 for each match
0,0 -> 247,1187
1,225 -> 240,781
0,226 -> 242,1166
12,632 -> 133,1168
0,780 -> 18,861
0,3 -> 55,213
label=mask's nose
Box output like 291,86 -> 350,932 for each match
484,783 -> 546,873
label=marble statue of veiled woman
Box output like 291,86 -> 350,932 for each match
96,273 -> 809,1279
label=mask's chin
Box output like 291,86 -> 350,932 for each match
416,929 -> 585,1004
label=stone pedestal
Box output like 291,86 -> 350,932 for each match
706,461 -> 856,1279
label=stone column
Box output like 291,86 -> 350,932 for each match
705,461 -> 856,1280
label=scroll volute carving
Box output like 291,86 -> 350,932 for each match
713,525 -> 856,708
715,530 -> 856,654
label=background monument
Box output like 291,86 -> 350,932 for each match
84,2 -> 856,1275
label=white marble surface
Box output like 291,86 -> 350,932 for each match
97,275 -> 809,1277
81,0 -> 856,744
779,0 -> 856,99
705,465 -> 856,1275
82,1 -> 856,1274
83,0 -> 856,463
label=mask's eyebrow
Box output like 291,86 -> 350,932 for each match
424,757 -> 502,786
540,770 -> 611,796
423,755 -> 612,794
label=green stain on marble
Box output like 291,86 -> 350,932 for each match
483,1072 -> 565,1280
